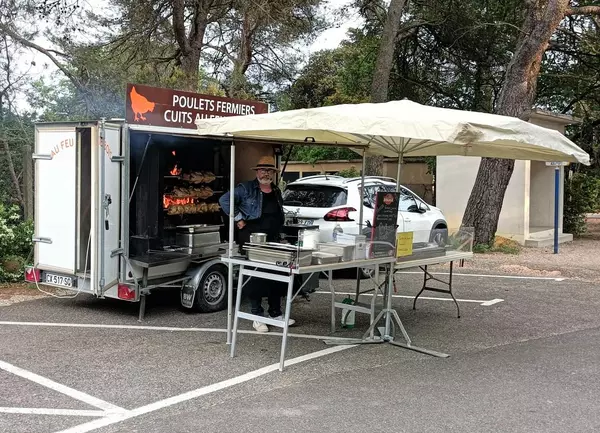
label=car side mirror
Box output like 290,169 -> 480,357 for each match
418,202 -> 427,213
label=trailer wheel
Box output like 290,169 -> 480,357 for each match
195,264 -> 228,313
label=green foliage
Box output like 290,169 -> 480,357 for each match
336,166 -> 361,178
283,144 -> 358,164
0,113 -> 34,204
564,172 -> 600,236
424,156 -> 436,175
473,241 -> 520,255
0,204 -> 33,282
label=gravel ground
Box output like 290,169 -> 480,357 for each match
0,284 -> 47,306
432,218 -> 600,282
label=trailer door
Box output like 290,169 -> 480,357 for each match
34,126 -> 78,274
95,122 -> 122,294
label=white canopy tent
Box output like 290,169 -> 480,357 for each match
195,99 -> 590,166
195,99 -> 590,344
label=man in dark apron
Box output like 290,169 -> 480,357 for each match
219,156 -> 296,332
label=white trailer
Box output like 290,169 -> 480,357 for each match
25,84 -> 284,319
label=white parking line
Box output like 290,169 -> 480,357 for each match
54,345 -> 356,433
395,271 -> 565,281
0,408 -> 108,417
314,291 -> 504,306
0,360 -> 126,414
0,321 -> 357,341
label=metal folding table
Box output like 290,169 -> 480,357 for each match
222,256 -> 397,371
394,251 -> 474,318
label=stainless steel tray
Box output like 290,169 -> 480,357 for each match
311,251 -> 341,265
246,242 -> 314,252
176,231 -> 221,247
317,243 -> 355,262
244,245 -> 312,267
176,224 -> 222,233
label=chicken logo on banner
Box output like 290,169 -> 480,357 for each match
129,86 -> 156,121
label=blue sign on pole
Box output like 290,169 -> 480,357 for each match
554,167 -> 560,254
545,161 -> 568,254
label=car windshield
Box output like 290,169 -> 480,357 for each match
283,184 -> 348,208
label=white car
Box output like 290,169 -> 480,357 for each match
282,175 -> 448,245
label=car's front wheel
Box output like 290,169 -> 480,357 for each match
430,225 -> 448,246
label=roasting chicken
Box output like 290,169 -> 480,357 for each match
171,186 -> 214,199
181,171 -> 217,184
166,201 -> 221,216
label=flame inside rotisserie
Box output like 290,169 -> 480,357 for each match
163,195 -> 196,208
170,164 -> 182,176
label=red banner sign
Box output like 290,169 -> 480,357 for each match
125,83 -> 269,129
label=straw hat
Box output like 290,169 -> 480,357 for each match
251,155 -> 279,171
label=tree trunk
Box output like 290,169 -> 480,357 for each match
370,0 -> 407,103
2,139 -> 24,206
229,12 -> 255,98
364,156 -> 384,176
172,0 -> 208,92
179,52 -> 201,92
461,0 -> 570,245
367,0 -> 408,177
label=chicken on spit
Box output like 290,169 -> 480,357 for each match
166,201 -> 221,215
181,171 -> 217,184
171,186 -> 214,199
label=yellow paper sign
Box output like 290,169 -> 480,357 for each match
396,232 -> 414,257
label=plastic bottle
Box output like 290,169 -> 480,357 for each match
341,297 -> 355,329
332,223 -> 344,242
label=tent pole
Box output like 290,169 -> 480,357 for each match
359,149 -> 366,231
355,150 -> 367,302
396,147 -> 403,191
226,140 -> 236,345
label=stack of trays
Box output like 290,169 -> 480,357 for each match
243,243 -> 313,267
311,251 -> 341,265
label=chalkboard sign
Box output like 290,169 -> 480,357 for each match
371,191 -> 400,257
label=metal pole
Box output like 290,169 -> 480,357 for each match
129,134 -> 152,203
358,149 -> 366,231
227,141 -> 236,344
355,150 -> 367,302
396,154 -> 402,191
396,139 -> 404,190
554,166 -> 560,254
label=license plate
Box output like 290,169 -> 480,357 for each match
44,273 -> 74,288
297,219 -> 313,226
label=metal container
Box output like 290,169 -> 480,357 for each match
176,231 -> 221,248
317,243 -> 355,262
250,233 -> 267,244
311,251 -> 341,265
244,245 -> 312,267
176,224 -> 222,234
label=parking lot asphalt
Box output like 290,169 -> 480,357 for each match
1,271 -> 600,433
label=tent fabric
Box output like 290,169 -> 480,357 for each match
195,99 -> 590,165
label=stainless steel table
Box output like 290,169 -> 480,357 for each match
222,256 -> 396,371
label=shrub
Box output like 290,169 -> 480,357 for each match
336,166 -> 360,178
473,236 -> 520,255
564,172 -> 600,236
0,204 -> 33,282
